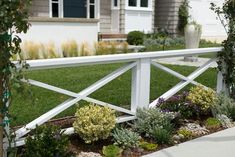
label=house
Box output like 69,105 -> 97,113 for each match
19,0 -> 155,50
154,0 -> 227,42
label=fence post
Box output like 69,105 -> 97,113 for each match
217,71 -> 228,94
131,58 -> 151,112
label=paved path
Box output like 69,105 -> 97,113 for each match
143,127 -> 235,157
156,57 -> 217,68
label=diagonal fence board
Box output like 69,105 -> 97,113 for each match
15,62 -> 137,140
22,79 -> 135,115
149,58 -> 216,108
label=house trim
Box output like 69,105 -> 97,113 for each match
125,0 -> 153,11
29,17 -> 99,23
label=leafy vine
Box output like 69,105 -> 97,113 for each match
0,0 -> 31,155
210,0 -> 235,98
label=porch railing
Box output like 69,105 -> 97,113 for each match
10,47 -> 223,147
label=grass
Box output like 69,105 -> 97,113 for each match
10,63 -> 217,126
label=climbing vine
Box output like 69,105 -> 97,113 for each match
210,0 -> 235,98
0,0 -> 31,156
178,0 -> 190,34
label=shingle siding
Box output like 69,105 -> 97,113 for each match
155,0 -> 183,35
100,0 -> 112,33
29,0 -> 49,17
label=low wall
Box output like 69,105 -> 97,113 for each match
19,17 -> 99,55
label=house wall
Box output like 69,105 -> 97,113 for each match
154,0 -> 181,35
29,0 -> 49,17
19,18 -> 99,55
124,0 -> 154,33
189,0 -> 226,42
100,0 -> 112,33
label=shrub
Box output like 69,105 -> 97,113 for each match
139,141 -> 158,151
102,145 -> 123,157
157,92 -> 197,119
24,125 -> 70,157
213,93 -> 235,120
133,108 -> 175,137
73,104 -> 116,143
177,128 -> 193,140
62,40 -> 79,57
112,128 -> 140,149
127,31 -> 144,45
216,114 -> 233,128
205,117 -> 221,130
151,128 -> 172,145
187,85 -> 217,113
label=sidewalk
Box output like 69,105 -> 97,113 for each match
156,57 -> 217,68
143,127 -> 235,157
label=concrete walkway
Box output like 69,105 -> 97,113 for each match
143,127 -> 235,157
156,57 -> 217,68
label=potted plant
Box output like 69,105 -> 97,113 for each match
184,21 -> 202,62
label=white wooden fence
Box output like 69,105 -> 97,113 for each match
9,47 -> 224,148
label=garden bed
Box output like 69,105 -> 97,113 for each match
15,85 -> 235,157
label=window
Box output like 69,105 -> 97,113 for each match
140,0 -> 148,7
89,0 -> 95,18
114,0 -> 118,7
129,0 -> 137,7
51,0 -> 59,17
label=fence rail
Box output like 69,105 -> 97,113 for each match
10,47 -> 223,148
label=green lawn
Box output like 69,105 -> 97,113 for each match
10,63 -> 217,126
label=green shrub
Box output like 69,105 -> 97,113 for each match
152,128 -> 172,145
24,125 -> 70,157
213,93 -> 235,120
139,141 -> 158,151
102,145 -> 123,157
187,85 -> 217,113
157,92 -> 197,119
73,104 -> 116,143
133,108 -> 175,137
177,128 -> 193,140
113,128 -> 140,149
127,31 -> 144,45
205,117 -> 221,129
178,0 -> 189,34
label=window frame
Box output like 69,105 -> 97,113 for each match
126,0 -> 152,11
49,0 -> 63,18
112,0 -> 120,9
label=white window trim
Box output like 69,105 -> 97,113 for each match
49,0 -> 63,18
112,0 -> 120,10
87,0 -> 98,19
125,0 -> 152,11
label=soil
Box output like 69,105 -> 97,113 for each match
15,116 -> 228,157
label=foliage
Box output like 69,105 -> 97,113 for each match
157,92 -> 197,119
177,128 -> 193,140
102,145 -> 123,157
80,42 -> 92,56
73,104 -> 116,143
139,141 -> 158,151
62,40 -> 79,57
213,93 -> 235,120
211,1 -> 235,97
216,114 -> 233,128
112,128 -> 140,149
133,108 -> 175,137
23,41 -> 41,59
205,117 -> 221,130
187,85 -> 217,113
23,125 -> 70,157
127,31 -> 144,45
151,128 -> 172,145
0,0 -> 32,154
178,0 -> 190,34
144,37 -> 184,48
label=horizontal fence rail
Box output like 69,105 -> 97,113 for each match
10,47 -> 223,147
